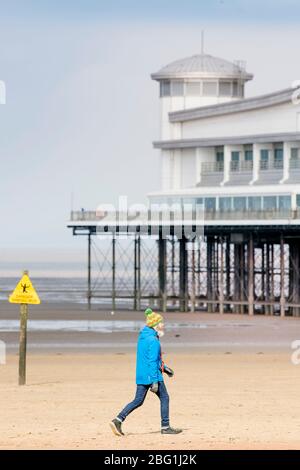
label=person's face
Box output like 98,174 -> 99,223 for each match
155,322 -> 165,337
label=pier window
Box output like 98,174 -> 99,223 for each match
171,81 -> 184,96
196,197 -> 204,206
202,81 -> 217,96
186,82 -> 201,96
232,80 -> 244,97
219,81 -> 232,97
248,196 -> 262,211
274,148 -> 283,169
291,148 -> 299,159
160,80 -> 171,97
219,197 -> 232,211
296,195 -> 300,208
216,149 -> 224,171
233,197 -> 247,211
231,151 -> 240,161
233,81 -> 244,97
278,196 -> 291,210
263,196 -> 276,210
231,151 -> 240,171
232,81 -> 239,97
205,197 -> 216,211
245,150 -> 253,161
260,149 -> 269,170
291,148 -> 300,168
244,149 -> 253,170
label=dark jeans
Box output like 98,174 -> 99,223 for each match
117,381 -> 170,427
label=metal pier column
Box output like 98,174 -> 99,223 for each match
248,232 -> 254,316
87,231 -> 92,310
295,241 -> 300,317
233,243 -> 241,314
240,242 -> 246,315
158,233 -> 167,312
171,237 -> 176,306
179,236 -> 188,312
225,237 -> 231,312
280,233 -> 286,318
134,235 -> 141,311
265,243 -> 270,315
261,244 -> 265,315
207,236 -> 213,313
219,236 -> 224,315
112,236 -> 116,311
289,241 -> 300,317
270,243 -> 275,316
191,244 -> 196,312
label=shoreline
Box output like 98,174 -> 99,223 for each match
1,302 -> 299,354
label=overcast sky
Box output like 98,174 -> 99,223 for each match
1,0 -> 300,268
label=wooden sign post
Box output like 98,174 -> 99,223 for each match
9,270 -> 40,386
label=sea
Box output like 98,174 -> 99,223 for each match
0,276 -> 92,304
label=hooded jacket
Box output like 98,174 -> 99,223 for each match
136,325 -> 163,385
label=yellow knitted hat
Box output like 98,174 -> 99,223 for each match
146,312 -> 164,328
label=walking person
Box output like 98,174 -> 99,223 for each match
110,308 -> 182,436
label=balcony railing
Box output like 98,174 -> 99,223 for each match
230,160 -> 253,172
260,160 -> 284,170
202,160 -> 254,174
290,158 -> 300,169
70,209 -> 300,223
204,209 -> 298,220
201,162 -> 224,173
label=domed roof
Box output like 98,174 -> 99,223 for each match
151,54 -> 253,81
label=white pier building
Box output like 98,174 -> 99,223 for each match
150,53 -> 300,219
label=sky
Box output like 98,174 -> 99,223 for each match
2,0 -> 300,23
0,0 -> 300,273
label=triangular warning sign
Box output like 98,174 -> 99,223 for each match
9,273 -> 41,305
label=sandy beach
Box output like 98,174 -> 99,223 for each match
1,302 -> 300,449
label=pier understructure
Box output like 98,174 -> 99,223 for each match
68,210 -> 300,316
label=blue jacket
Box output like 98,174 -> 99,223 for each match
136,326 -> 163,385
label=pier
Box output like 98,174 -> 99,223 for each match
68,209 -> 300,315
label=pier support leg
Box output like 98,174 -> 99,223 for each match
158,234 -> 167,312
112,236 -> 116,311
219,236 -> 224,315
265,243 -> 270,315
211,239 -> 216,312
295,242 -> 300,317
225,237 -> 231,312
261,245 -> 265,315
197,240 -> 201,309
179,236 -> 188,312
207,236 -> 213,313
294,242 -> 300,317
270,243 -> 275,316
233,243 -> 240,314
191,243 -> 196,313
248,232 -> 254,316
171,237 -> 176,306
289,241 -> 300,317
280,233 -> 285,318
87,231 -> 92,310
134,235 -> 141,311
240,242 -> 246,314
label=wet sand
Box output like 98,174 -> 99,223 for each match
1,302 -> 300,449
1,301 -> 300,353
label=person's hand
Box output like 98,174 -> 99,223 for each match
164,365 -> 174,378
150,382 -> 159,393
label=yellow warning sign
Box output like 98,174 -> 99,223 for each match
9,273 -> 40,305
